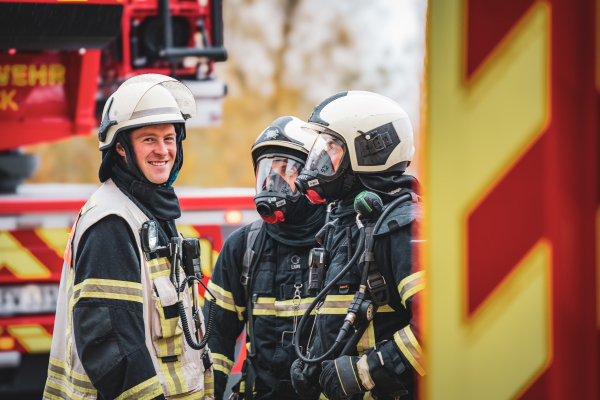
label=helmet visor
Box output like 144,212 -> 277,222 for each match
255,157 -> 304,197
107,75 -> 197,123
305,133 -> 347,177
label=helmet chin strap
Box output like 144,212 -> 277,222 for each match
117,134 -> 146,182
339,169 -> 356,198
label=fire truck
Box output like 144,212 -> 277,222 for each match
0,0 -> 251,397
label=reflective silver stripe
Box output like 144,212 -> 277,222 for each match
130,107 -> 182,120
357,354 -> 375,390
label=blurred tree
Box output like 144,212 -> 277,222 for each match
25,0 -> 426,187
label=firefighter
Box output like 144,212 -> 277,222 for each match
202,116 -> 326,400
43,74 -> 214,400
290,91 -> 424,400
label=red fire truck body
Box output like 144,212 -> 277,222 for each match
0,0 -> 227,191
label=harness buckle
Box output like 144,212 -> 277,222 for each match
367,275 -> 386,291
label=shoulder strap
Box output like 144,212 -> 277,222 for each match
361,222 -> 391,307
240,219 -> 264,298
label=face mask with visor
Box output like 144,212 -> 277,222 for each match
254,154 -> 305,223
295,131 -> 350,204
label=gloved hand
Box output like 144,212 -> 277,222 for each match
290,359 -> 322,400
319,356 -> 370,400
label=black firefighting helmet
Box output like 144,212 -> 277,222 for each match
251,116 -> 317,224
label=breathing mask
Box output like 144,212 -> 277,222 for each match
251,116 -> 318,223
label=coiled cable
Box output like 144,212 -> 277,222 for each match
175,264 -> 215,350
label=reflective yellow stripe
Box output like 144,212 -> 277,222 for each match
74,279 -> 143,303
394,326 -> 425,376
397,271 -> 425,307
250,295 -> 396,316
158,357 -> 188,396
43,378 -> 89,400
65,269 -> 75,367
356,322 -> 376,356
204,375 -> 214,389
46,371 -> 95,396
212,353 -> 233,376
157,297 -> 182,337
156,297 -> 183,358
80,194 -> 96,215
213,364 -> 230,375
403,325 -> 422,355
252,297 -> 316,317
148,257 -> 171,280
206,281 -> 245,320
357,354 -> 375,390
317,295 -> 395,315
211,353 -> 234,368
47,358 -> 96,395
49,357 -> 90,382
207,280 -> 234,300
157,335 -> 183,358
239,380 -> 257,397
172,389 -> 206,399
115,376 -> 163,400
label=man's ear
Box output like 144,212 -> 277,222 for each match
115,142 -> 127,163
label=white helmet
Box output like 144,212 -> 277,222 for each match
251,116 -> 318,223
302,90 -> 414,173
98,74 -> 196,150
296,91 -> 415,204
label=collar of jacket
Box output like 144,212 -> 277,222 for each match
111,161 -> 181,229
264,201 -> 326,247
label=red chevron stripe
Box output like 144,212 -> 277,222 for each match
466,0 -> 536,79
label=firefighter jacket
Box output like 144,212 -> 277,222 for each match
203,203 -> 326,400
309,190 -> 424,400
43,179 -> 214,400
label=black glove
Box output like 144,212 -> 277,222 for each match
365,343 -> 409,399
319,356 -> 367,400
291,359 -> 322,400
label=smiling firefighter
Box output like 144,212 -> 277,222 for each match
43,74 -> 215,400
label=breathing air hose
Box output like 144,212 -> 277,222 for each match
293,226 -> 365,364
294,192 -> 414,363
338,192 -> 413,356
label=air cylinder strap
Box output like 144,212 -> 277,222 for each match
241,219 -> 264,299
361,224 -> 390,307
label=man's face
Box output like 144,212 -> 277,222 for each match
116,124 -> 177,184
270,159 -> 300,192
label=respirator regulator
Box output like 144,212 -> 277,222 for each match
254,153 -> 305,224
140,220 -> 216,370
293,190 -> 412,365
